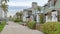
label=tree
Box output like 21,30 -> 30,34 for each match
37,6 -> 41,11
16,11 -> 23,21
9,16 -> 13,21
39,14 -> 44,24
1,0 -> 9,18
16,12 -> 20,16
1,3 -> 8,11
1,3 -> 8,15
2,0 -> 9,3
37,6 -> 44,23
15,11 -> 23,22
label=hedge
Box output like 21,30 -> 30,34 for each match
40,22 -> 60,34
27,21 -> 36,29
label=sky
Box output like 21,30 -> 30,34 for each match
7,0 -> 48,17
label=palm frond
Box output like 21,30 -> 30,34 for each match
37,6 -> 42,11
1,3 -> 8,12
2,0 -> 9,3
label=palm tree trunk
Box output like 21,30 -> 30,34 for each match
4,11 -> 7,21
0,7 -> 3,18
4,12 -> 7,18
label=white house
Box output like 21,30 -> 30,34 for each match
22,8 -> 33,22
22,2 -> 41,23
43,0 -> 60,22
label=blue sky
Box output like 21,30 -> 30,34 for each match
7,0 -> 48,17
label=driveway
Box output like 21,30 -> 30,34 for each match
0,21 -> 44,34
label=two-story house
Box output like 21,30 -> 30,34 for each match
44,0 -> 60,22
22,2 -> 41,23
22,8 -> 33,22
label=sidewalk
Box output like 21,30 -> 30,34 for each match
0,21 -> 44,34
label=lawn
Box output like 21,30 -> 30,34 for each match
0,21 -> 6,32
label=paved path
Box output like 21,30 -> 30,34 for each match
1,21 -> 44,34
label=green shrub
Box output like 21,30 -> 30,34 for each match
39,14 -> 44,24
40,22 -> 60,34
27,21 -> 36,29
14,19 -> 20,22
14,17 -> 22,22
0,21 -> 6,32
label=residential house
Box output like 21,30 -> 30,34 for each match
22,2 -> 41,23
22,8 -> 33,22
43,0 -> 60,22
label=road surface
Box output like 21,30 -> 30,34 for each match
1,21 -> 44,34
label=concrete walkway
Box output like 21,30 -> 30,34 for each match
0,21 -> 44,34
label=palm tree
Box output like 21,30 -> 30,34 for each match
16,12 -> 20,17
1,0 -> 9,18
2,0 -> 9,3
37,6 -> 41,11
16,11 -> 23,21
16,12 -> 22,18
37,6 -> 44,23
1,3 -> 8,18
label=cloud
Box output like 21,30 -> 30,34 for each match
7,2 -> 31,7
7,0 -> 48,17
7,0 -> 48,6
7,6 -> 30,17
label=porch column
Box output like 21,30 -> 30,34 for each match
36,14 -> 39,23
52,11 -> 58,22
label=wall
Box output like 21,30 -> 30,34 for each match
52,11 -> 58,22
23,11 -> 28,22
55,0 -> 60,9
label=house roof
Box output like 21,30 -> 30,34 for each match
23,8 -> 32,12
32,2 -> 37,5
48,0 -> 51,2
